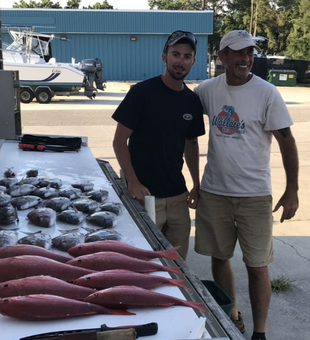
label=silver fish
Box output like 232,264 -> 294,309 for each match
72,198 -> 99,213
32,186 -> 58,199
17,231 -> 52,249
11,195 -> 42,210
21,177 -> 40,186
100,202 -> 124,215
86,190 -> 109,202
0,229 -> 18,247
0,177 -> 18,189
71,182 -> 94,192
57,209 -> 85,225
52,229 -> 85,251
0,186 -> 7,192
6,184 -> 36,197
26,169 -> 38,177
58,188 -> 82,200
38,178 -> 62,189
0,205 -> 19,225
86,211 -> 117,228
84,228 -> 121,242
27,208 -> 56,228
0,193 -> 12,207
44,197 -> 72,212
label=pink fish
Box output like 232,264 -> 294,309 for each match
0,244 -> 72,263
68,240 -> 182,261
67,251 -> 185,275
84,285 -> 208,313
0,294 -> 133,320
74,269 -> 190,290
0,255 -> 96,282
0,276 -> 95,300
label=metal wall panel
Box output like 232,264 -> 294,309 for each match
1,9 -> 212,80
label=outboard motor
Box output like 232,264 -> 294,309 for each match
79,58 -> 106,99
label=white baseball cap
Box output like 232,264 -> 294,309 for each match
219,30 -> 259,51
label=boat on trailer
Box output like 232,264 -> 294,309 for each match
2,25 -> 106,103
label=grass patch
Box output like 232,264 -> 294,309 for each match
271,275 -> 293,293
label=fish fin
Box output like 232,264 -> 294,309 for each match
169,279 -> 191,290
163,266 -> 187,276
157,246 -> 183,261
180,301 -> 210,313
108,308 -> 135,315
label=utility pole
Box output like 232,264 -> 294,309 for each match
202,0 -> 206,10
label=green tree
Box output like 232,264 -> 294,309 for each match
85,0 -> 114,9
148,0 -> 202,10
66,0 -> 81,9
286,0 -> 310,59
13,0 -> 61,8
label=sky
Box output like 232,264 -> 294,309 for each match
1,0 -> 150,10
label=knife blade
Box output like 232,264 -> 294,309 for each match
19,322 -> 158,340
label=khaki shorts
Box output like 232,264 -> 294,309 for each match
195,190 -> 274,267
155,191 -> 191,260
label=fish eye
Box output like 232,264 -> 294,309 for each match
86,277 -> 91,280
3,284 -> 9,288
4,299 -> 9,303
78,259 -> 82,262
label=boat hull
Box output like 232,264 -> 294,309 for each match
4,62 -> 85,92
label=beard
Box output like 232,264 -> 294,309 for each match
166,63 -> 189,81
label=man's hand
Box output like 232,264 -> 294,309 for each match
128,179 -> 151,203
187,187 -> 199,209
273,190 -> 299,223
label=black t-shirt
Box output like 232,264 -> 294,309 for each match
112,76 -> 205,198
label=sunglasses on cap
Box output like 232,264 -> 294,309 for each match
163,30 -> 197,52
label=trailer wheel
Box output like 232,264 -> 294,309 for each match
20,88 -> 34,103
36,88 -> 52,104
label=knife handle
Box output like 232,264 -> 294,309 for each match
97,329 -> 136,340
100,322 -> 158,337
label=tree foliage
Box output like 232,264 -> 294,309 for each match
85,0 -> 114,9
13,0 -> 61,8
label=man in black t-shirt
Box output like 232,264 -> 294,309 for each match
112,31 -> 205,259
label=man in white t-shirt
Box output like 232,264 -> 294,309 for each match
194,30 -> 299,340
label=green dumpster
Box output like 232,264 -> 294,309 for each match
267,69 -> 297,86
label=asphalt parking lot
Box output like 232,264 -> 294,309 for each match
21,81 -> 310,340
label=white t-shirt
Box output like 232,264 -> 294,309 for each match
194,74 -> 293,197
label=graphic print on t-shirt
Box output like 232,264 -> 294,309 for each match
212,105 -> 245,136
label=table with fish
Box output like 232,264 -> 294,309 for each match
0,138 -> 240,340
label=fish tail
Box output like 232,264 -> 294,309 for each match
108,308 -> 136,316
158,247 -> 183,261
181,301 -> 210,313
169,279 -> 191,290
163,266 -> 186,276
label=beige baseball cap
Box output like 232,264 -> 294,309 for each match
220,30 -> 259,51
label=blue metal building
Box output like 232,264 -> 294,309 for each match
1,9 -> 213,80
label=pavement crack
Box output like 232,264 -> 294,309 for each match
274,236 -> 310,262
